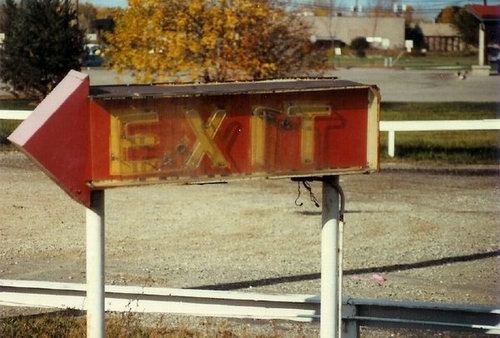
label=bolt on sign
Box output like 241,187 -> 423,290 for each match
9,71 -> 380,208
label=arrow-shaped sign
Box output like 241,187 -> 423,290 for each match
8,71 -> 92,207
9,71 -> 379,208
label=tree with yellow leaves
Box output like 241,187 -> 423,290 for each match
106,0 -> 318,82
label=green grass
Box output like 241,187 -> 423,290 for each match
0,120 -> 21,148
0,99 -> 35,110
332,53 -> 478,70
381,102 -> 500,120
380,102 -> 500,164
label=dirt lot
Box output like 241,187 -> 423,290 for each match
0,151 -> 499,336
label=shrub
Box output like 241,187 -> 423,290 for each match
350,37 -> 369,57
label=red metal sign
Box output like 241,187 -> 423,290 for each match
9,71 -> 379,207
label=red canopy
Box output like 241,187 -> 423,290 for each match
466,5 -> 500,22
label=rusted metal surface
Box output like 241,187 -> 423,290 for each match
9,71 -> 379,207
89,78 -> 366,99
90,86 -> 378,187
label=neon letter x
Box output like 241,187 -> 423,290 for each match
185,109 -> 229,169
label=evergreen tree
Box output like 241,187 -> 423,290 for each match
0,0 -> 85,99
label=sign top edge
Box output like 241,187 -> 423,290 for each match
89,78 -> 372,99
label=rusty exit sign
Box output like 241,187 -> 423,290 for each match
9,71 -> 379,207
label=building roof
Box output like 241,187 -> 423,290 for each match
304,16 -> 405,48
419,23 -> 458,37
465,5 -> 500,22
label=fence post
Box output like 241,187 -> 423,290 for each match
342,304 -> 359,338
388,130 -> 395,157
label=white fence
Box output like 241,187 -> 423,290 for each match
1,279 -> 499,335
0,110 -> 32,120
2,110 -> 500,158
380,119 -> 500,157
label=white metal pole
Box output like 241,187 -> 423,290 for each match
337,219 -> 344,338
321,176 -> 340,337
86,190 -> 105,338
388,130 -> 395,157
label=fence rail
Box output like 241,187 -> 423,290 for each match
1,279 -> 499,336
0,110 -> 32,120
380,119 -> 500,157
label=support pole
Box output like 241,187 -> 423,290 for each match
479,23 -> 485,67
388,130 -> 395,157
86,190 -> 105,338
321,176 -> 341,337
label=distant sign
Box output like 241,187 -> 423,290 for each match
405,40 -> 414,52
86,33 -> 97,43
9,71 -> 380,207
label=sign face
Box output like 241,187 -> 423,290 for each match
9,71 -> 379,207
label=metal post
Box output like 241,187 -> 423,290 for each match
321,176 -> 341,337
388,130 -> 395,157
86,190 -> 105,338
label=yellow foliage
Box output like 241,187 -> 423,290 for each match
106,0 -> 316,82
437,7 -> 456,24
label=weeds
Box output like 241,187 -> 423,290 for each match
0,311 -> 291,337
0,310 -> 85,338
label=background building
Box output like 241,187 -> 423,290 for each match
419,23 -> 465,52
304,16 -> 405,49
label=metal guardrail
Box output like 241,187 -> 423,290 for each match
379,119 -> 500,157
1,279 -> 499,336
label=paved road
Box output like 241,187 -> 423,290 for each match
333,68 -> 500,102
1,67 -> 499,102
78,67 -> 500,102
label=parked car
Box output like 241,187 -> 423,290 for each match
487,44 -> 500,70
83,43 -> 105,67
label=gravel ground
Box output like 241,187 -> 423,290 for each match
0,151 -> 499,336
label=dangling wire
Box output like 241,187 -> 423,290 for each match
294,180 -> 320,208
294,181 -> 304,207
303,181 -> 320,208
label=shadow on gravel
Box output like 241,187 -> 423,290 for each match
296,210 -> 387,216
382,166 -> 500,177
190,249 -> 500,290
